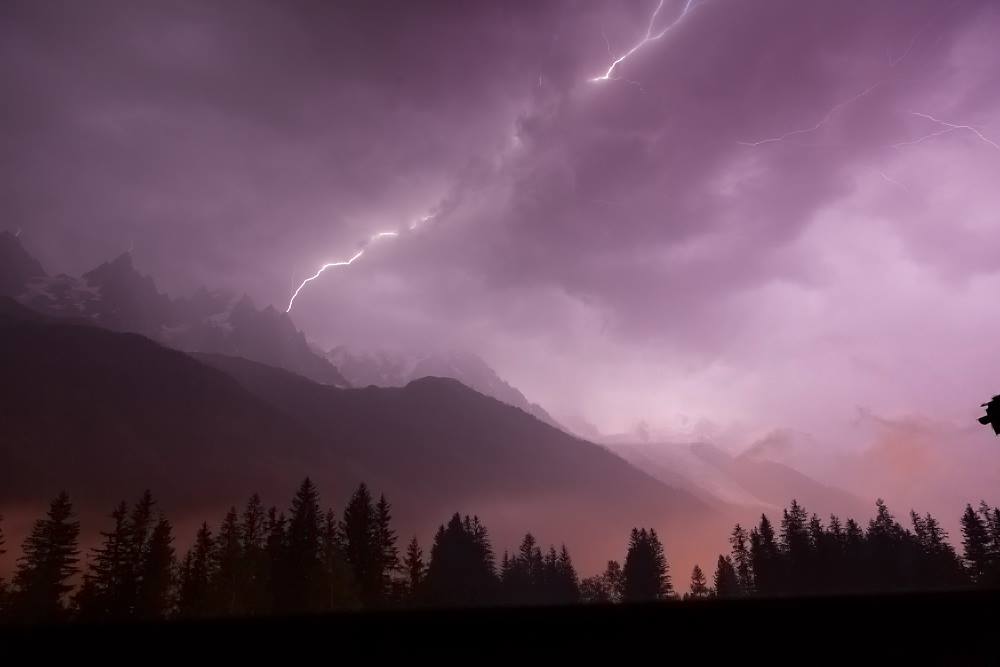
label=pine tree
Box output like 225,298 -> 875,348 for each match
373,494 -> 399,603
555,545 -> 580,604
239,494 -> 267,615
320,508 -> 355,610
125,490 -> 155,612
779,500 -> 810,593
404,536 -> 424,600
76,501 -> 132,620
729,524 -> 752,595
284,478 -> 324,612
713,555 -> 741,598
0,513 -> 6,607
11,492 -> 81,622
961,504 -> 990,584
135,516 -> 174,619
621,528 -> 671,602
749,514 -> 780,596
688,564 -> 709,599
423,514 -> 498,607
212,507 -> 242,615
178,523 -> 214,618
264,507 -> 286,612
340,483 -> 377,603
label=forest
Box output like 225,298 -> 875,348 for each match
2,478 -> 999,624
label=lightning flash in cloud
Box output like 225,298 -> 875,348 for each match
892,111 -> 1000,153
286,215 -> 438,313
589,0 -> 697,83
738,83 -> 882,147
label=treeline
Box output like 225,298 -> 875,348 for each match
1,483 -> 999,623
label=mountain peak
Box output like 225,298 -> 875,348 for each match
0,230 -> 47,297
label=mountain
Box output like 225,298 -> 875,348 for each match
0,299 -> 722,575
607,439 -> 872,524
328,346 -> 560,428
3,234 -> 347,387
0,230 -> 46,297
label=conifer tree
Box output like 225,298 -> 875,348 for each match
423,514 -> 498,607
688,564 -> 709,599
135,515 -> 174,619
264,507 -> 287,611
320,508 -> 355,610
11,492 -> 80,622
729,524 -> 752,595
212,507 -> 243,615
555,545 -> 580,604
284,478 -> 324,612
749,514 -> 780,596
713,555 -> 741,598
404,536 -> 424,599
621,528 -> 671,601
961,504 -> 990,584
77,501 -> 132,620
340,483 -> 377,602
0,514 -> 6,607
178,523 -> 214,618
239,494 -> 267,615
373,494 -> 400,602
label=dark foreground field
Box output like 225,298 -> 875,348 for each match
3,590 -> 997,659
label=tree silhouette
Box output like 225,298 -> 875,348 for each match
11,492 -> 80,622
621,528 -> 671,602
750,514 -> 780,596
373,494 -> 400,604
729,524 -> 752,595
212,507 -> 243,615
423,514 -> 497,607
404,536 -> 424,601
283,478 -> 325,613
178,523 -> 214,618
340,483 -> 378,604
961,504 -> 990,585
320,508 -> 356,610
135,515 -> 174,619
0,514 -> 6,607
76,501 -> 132,620
238,494 -> 267,614
713,555 -> 741,598
688,564 -> 710,599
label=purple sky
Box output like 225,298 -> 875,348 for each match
4,0 -> 1000,454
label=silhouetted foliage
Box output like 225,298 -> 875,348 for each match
687,565 -> 710,599
4,483 -> 999,623
11,492 -> 80,623
423,514 -> 497,607
621,528 -> 671,602
713,556 -> 741,598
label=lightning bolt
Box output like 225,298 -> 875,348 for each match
589,0 -> 698,83
892,111 -> 1000,153
738,83 -> 882,147
877,170 -> 909,193
286,214 -> 440,313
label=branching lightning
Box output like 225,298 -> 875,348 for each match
286,214 -> 438,313
737,83 -> 882,147
892,111 -> 1000,153
589,0 -> 698,84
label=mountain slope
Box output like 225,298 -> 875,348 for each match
327,346 -> 560,428
0,299 -> 720,574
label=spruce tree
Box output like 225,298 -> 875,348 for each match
135,516 -> 174,619
423,514 -> 498,607
77,501 -> 132,620
688,564 -> 709,599
212,507 -> 243,615
373,494 -> 400,603
284,478 -> 324,612
11,492 -> 81,622
621,528 -> 671,602
729,524 -> 752,595
961,504 -> 990,584
0,514 -> 6,607
178,523 -> 214,618
239,494 -> 267,614
264,507 -> 286,612
340,483 -> 376,602
320,508 -> 356,610
749,514 -> 780,596
713,555 -> 741,598
555,545 -> 580,604
404,536 -> 424,600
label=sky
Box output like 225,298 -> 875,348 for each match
3,0 -> 1000,454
